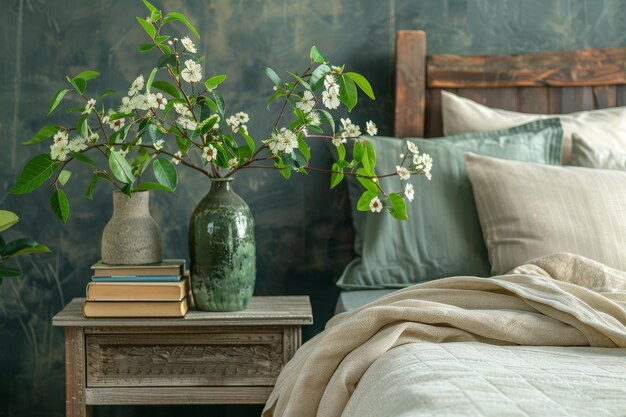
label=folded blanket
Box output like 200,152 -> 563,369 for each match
262,253 -> 626,417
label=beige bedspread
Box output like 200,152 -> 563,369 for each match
262,253 -> 626,417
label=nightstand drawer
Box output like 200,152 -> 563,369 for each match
85,328 -> 284,387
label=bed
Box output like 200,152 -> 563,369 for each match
265,31 -> 626,417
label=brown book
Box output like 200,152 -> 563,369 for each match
91,259 -> 185,277
86,277 -> 189,301
83,298 -> 189,318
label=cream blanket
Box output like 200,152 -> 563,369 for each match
262,253 -> 626,417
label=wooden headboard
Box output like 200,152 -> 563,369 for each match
394,30 -> 626,138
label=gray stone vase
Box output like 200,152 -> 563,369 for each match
189,178 -> 256,312
101,191 -> 163,265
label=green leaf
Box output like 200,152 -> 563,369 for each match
47,89 -> 70,115
287,71 -> 311,90
266,90 -> 285,109
23,125 -> 60,145
262,67 -> 282,87
353,141 -> 364,164
145,67 -> 158,93
309,46 -> 325,63
1,238 -> 50,259
200,114 -> 220,134
0,266 -> 21,278
162,12 -> 200,38
212,90 -> 225,118
356,167 -> 379,193
108,150 -> 135,184
362,140 -> 376,172
356,190 -> 379,212
336,143 -> 346,161
86,173 -> 98,200
99,89 -> 116,98
339,74 -> 358,112
175,136 -> 191,155
0,210 -> 19,232
70,151 -> 96,168
389,193 -> 408,220
50,189 -> 70,223
240,129 -> 256,153
136,16 -> 156,39
143,0 -> 159,13
310,64 -> 331,90
138,43 -> 156,52
330,163 -> 344,189
345,72 -> 375,100
298,138 -> 310,160
10,154 -> 60,194
155,35 -> 170,43
318,109 -> 335,134
74,70 -> 100,81
152,158 -> 178,191
66,76 -> 86,95
156,53 -> 176,69
136,181 -> 172,191
204,74 -> 227,91
58,169 -> 72,186
76,113 -> 89,139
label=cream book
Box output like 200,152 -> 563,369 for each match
91,259 -> 185,277
83,298 -> 189,318
86,277 -> 189,301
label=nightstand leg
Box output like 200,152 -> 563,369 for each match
65,327 -> 91,417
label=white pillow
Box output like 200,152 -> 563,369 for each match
442,90 -> 626,164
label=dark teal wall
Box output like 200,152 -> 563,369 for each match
1,1 -> 624,416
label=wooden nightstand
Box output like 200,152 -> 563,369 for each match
52,296 -> 312,417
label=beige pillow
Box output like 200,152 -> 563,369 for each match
442,91 -> 626,164
571,133 -> 626,170
465,152 -> 626,275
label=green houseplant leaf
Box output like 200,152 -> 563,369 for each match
0,210 -> 19,232
345,72 -> 375,100
47,89 -> 70,115
50,189 -> 70,224
23,125 -> 61,145
162,12 -> 200,38
153,158 -> 178,191
388,193 -> 408,220
9,154 -> 60,194
204,74 -> 227,91
108,150 -> 135,184
1,238 -> 51,259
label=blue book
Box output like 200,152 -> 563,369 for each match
92,275 -> 182,282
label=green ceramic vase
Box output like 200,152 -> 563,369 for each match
189,178 -> 256,311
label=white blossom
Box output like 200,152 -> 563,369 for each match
53,130 -> 68,143
83,98 -> 96,114
173,103 -> 192,117
177,116 -> 197,131
202,144 -> 217,162
236,111 -> 249,124
88,133 -> 99,144
130,94 -> 149,111
307,111 -> 321,126
172,151 -> 183,165
331,65 -> 343,73
118,96 -> 134,113
396,165 -> 410,180
181,59 -> 202,83
109,118 -> 125,132
155,93 -> 168,110
332,136 -> 346,147
118,148 -> 128,158
102,115 -> 110,125
404,183 -> 415,202
366,120 -> 378,136
267,128 -> 298,155
145,93 -> 158,109
407,140 -> 419,154
181,36 -> 197,53
324,74 -> 337,90
228,158 -> 239,168
413,153 -> 433,180
340,118 -> 361,138
128,75 -> 144,96
153,139 -> 164,151
322,88 -> 340,109
296,90 -> 315,113
68,136 -> 88,152
369,196 -> 383,213
226,112 -> 249,133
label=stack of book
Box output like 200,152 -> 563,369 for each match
83,259 -> 190,318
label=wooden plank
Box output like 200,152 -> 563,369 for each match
66,327 -> 91,417
558,86 -> 594,113
518,87 -> 549,114
593,85 -> 617,108
424,88 -> 445,137
426,47 -> 626,88
395,30 -> 426,137
85,331 -> 283,387
85,387 -> 273,405
616,85 -> 626,106
548,87 -> 563,114
53,296 -> 313,327
457,87 -> 518,111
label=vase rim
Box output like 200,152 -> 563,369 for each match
112,190 -> 149,194
210,177 -> 234,182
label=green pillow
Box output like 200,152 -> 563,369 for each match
338,119 -> 563,289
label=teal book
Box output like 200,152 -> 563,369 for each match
92,275 -> 182,282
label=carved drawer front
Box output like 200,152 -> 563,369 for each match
85,329 -> 284,387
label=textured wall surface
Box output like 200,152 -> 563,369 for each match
1,0 -> 625,416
